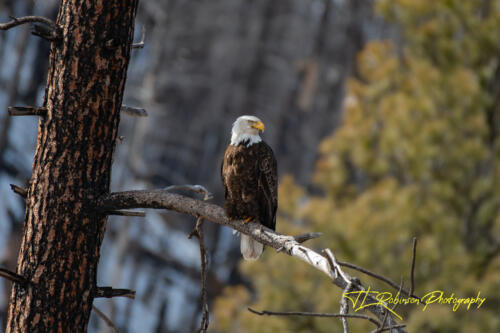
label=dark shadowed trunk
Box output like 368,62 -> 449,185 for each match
6,1 -> 138,331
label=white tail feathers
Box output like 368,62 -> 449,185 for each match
240,234 -> 263,260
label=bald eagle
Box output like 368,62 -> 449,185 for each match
221,115 -> 278,260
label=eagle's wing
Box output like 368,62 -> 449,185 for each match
221,148 -> 229,200
257,143 -> 278,230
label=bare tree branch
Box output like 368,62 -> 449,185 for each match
409,237 -> 417,297
97,189 -> 406,331
277,232 -> 322,252
0,16 -> 56,30
248,307 -> 381,327
323,248 -> 351,282
8,105 -> 148,117
0,267 -> 30,285
340,281 -> 354,333
249,307 -> 407,333
0,16 -> 61,40
372,277 -> 403,333
188,217 -> 209,333
106,210 -> 146,217
368,324 -> 408,333
92,305 -> 120,333
131,25 -> 146,48
337,242 -> 424,303
95,287 -> 135,299
164,185 -> 213,200
121,105 -> 148,117
294,232 -> 322,243
8,106 -> 47,116
376,310 -> 390,333
9,184 -> 27,198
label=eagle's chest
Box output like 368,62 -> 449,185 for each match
224,146 -> 260,194
226,149 -> 258,177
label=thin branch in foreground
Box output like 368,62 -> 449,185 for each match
368,324 -> 408,333
8,106 -> 47,116
323,248 -> 351,283
106,210 -> 146,217
164,185 -> 213,201
10,184 -> 27,198
0,16 -> 61,40
337,260 -> 422,303
95,287 -> 135,299
188,217 -> 209,333
121,105 -> 148,117
0,267 -> 30,285
92,305 -> 120,333
376,310 -> 390,333
131,25 -> 146,48
392,278 -> 404,311
294,232 -> 322,243
31,23 -> 59,41
0,16 -> 57,30
277,232 -> 322,252
372,278 -> 403,333
340,281 -> 355,333
248,308 -> 381,328
409,237 -> 417,297
375,278 -> 402,333
337,238 -> 424,304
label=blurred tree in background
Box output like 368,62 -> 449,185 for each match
214,0 -> 500,331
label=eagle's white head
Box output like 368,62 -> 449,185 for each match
230,115 -> 265,147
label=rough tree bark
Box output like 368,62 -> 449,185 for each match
5,1 -> 138,331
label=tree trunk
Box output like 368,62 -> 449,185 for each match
6,1 -> 138,331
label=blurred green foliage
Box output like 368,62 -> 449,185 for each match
214,0 -> 500,331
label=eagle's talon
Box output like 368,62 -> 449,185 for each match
244,217 -> 253,223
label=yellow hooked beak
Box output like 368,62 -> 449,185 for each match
251,121 -> 265,133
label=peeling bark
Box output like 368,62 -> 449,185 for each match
6,1 -> 138,332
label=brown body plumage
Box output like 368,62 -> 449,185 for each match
221,141 -> 278,231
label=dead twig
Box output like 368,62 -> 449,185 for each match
10,184 -> 27,198
164,185 -> 213,201
249,307 -> 407,333
373,278 -> 401,333
277,232 -> 322,252
340,281 -> 354,333
121,105 -> 148,117
95,287 -> 135,299
294,232 -> 322,243
368,324 -> 407,333
8,106 -> 47,116
337,260 -> 422,303
0,267 -> 30,285
131,25 -> 145,48
0,16 -> 61,40
409,237 -> 417,297
248,308 -> 381,328
106,210 -> 146,217
323,248 -> 351,282
92,305 -> 120,333
188,217 -> 209,333
0,16 -> 57,30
